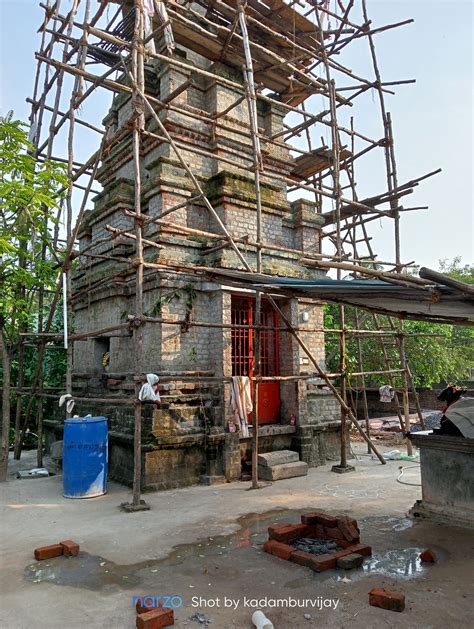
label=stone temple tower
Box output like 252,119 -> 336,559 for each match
49,2 -> 341,489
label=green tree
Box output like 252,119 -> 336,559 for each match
0,114 -> 67,480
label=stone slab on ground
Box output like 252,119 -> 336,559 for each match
259,461 -> 308,481
336,552 -> 364,570
257,450 -> 300,468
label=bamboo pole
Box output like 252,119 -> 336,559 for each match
239,0 -> 262,490
129,0 -> 148,511
314,0 -> 353,472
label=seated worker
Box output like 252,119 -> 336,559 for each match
435,384 -> 466,437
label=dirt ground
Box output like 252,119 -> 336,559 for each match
1,443 -> 473,629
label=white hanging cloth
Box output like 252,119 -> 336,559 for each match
230,376 -> 253,438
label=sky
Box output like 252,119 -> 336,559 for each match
0,0 -> 472,272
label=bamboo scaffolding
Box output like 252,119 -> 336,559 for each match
239,0 -> 263,489
10,0 -> 449,484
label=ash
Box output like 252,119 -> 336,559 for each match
291,538 -> 343,555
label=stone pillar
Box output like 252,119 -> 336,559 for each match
223,433 -> 241,481
291,198 -> 325,251
279,298 -> 300,424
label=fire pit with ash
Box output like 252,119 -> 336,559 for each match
264,511 -> 372,572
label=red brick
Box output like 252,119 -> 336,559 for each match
290,550 -> 315,569
264,540 -> 294,561
317,514 -> 338,528
419,549 -> 437,563
60,540 -> 80,557
310,553 -> 337,572
268,523 -> 309,543
290,550 -> 336,573
34,544 -> 64,561
325,526 -> 345,540
136,600 -> 164,615
337,539 -> 353,549
272,540 -> 295,561
306,524 -> 325,538
348,517 -> 360,532
268,524 -> 284,537
263,540 -> 274,555
348,543 -> 372,557
301,512 -> 337,527
333,548 -> 356,560
301,513 -> 320,525
136,608 -> 174,629
369,588 -> 405,612
337,517 -> 360,543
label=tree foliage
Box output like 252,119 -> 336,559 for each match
0,114 -> 68,479
0,113 -> 67,337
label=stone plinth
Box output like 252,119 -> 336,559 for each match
409,433 -> 474,528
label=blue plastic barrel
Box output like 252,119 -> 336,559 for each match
63,416 -> 108,498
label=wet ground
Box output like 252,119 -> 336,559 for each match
2,446 -> 473,628
24,510 -> 429,591
20,508 -> 466,628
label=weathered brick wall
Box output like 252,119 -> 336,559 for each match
68,48 -> 340,489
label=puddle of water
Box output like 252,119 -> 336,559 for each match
23,508 -> 299,591
362,548 -> 425,578
24,553 -> 141,592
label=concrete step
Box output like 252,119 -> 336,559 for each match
258,461 -> 308,481
258,450 -> 300,468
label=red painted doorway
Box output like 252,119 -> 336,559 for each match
231,296 -> 280,424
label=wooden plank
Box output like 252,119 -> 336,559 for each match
291,147 -> 352,179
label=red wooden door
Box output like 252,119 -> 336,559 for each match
231,297 -> 280,424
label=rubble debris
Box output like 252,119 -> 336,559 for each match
369,588 -> 405,612
411,411 -> 442,432
419,549 -> 437,562
190,612 -> 210,625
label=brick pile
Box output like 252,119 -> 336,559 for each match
34,540 -> 80,561
264,511 -> 371,573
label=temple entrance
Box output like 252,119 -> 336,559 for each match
230,296 -> 280,424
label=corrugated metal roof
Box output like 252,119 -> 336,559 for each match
202,269 -> 474,326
